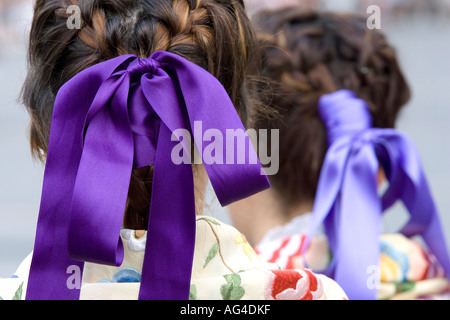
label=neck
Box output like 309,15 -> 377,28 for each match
228,188 -> 313,246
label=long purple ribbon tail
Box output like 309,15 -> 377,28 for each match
304,90 -> 450,300
26,51 -> 270,300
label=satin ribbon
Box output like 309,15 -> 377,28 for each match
304,90 -> 450,300
26,51 -> 270,300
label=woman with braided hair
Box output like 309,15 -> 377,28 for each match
229,7 -> 450,299
0,0 -> 347,300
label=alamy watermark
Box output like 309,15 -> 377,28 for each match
366,265 -> 381,290
66,5 -> 81,30
65,4 -> 382,31
66,265 -> 82,290
62,3 -> 381,176
171,122 -> 279,176
367,5 -> 382,30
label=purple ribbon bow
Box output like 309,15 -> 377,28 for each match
304,90 -> 450,300
26,51 -> 270,300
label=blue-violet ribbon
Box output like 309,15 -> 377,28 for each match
304,89 -> 450,300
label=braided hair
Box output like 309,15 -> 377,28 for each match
22,0 -> 261,229
253,7 -> 411,211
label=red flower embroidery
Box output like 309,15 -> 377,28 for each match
265,269 -> 323,300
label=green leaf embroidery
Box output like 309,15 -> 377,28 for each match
396,282 -> 415,294
204,242 -> 219,268
12,282 -> 24,300
189,284 -> 197,300
220,273 -> 245,300
0,282 -> 23,300
198,217 -> 221,226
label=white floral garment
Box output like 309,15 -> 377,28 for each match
0,217 -> 347,300
255,215 -> 450,300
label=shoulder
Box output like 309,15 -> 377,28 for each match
0,252 -> 32,300
190,216 -> 347,300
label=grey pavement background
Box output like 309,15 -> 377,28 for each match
0,1 -> 449,278
0,0 -> 40,278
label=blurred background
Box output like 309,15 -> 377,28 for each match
0,0 -> 449,277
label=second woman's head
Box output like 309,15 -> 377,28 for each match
254,7 -> 411,212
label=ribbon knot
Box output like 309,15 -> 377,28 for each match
319,90 -> 373,146
26,51 -> 270,300
304,89 -> 450,300
127,57 -> 161,76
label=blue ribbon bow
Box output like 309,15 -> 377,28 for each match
305,90 -> 450,300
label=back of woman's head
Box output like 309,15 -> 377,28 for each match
253,7 -> 411,210
23,0 -> 259,228
23,0 -> 257,160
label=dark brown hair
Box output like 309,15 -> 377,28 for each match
22,0 -> 261,229
253,7 -> 411,210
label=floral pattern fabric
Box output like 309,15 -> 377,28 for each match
0,217 -> 347,300
255,231 -> 450,300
